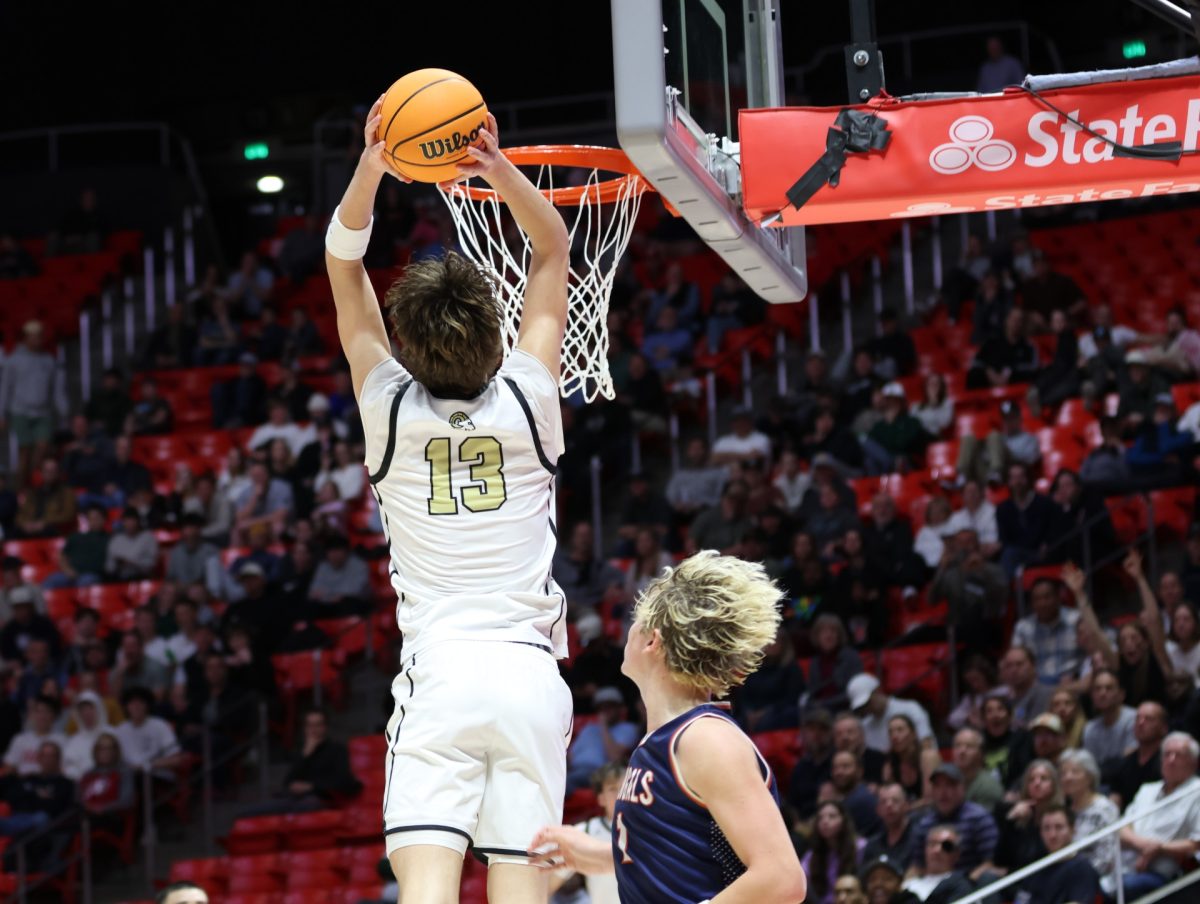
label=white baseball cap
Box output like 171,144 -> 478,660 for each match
847,673 -> 881,710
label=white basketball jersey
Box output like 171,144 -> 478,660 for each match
359,350 -> 567,658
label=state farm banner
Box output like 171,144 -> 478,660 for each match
739,74 -> 1200,226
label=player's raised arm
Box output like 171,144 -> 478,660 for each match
325,94 -> 413,400
451,113 -> 570,376
675,718 -> 808,904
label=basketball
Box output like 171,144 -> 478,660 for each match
378,68 -> 488,183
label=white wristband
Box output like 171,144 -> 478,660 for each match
325,205 -> 374,260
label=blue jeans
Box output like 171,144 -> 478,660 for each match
1121,871 -> 1167,900
43,572 -> 101,589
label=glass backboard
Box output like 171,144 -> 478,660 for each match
612,0 -> 806,303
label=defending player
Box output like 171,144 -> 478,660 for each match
531,552 -> 808,904
325,97 -> 571,903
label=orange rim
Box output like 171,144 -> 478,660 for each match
441,145 -> 654,206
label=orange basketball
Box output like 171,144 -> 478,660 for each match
378,68 -> 488,184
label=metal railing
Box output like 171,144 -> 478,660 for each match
957,776 -> 1200,904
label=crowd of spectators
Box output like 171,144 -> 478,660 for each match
6,168 -> 1200,904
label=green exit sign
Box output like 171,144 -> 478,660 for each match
243,142 -> 270,161
1123,39 -> 1147,60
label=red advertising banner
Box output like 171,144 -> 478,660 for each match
740,74 -> 1200,226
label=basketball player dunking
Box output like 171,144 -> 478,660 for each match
531,553 -> 808,904
326,97 -> 571,903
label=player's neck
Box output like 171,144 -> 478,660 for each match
641,674 -> 709,733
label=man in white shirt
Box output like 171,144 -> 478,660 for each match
1083,667 -> 1136,769
1114,732 -> 1200,899
1077,302 -> 1140,361
901,823 -> 974,902
946,479 -> 1000,558
62,690 -> 110,780
711,405 -> 772,469
665,437 -> 727,517
771,450 -> 810,514
848,673 -> 935,753
247,398 -> 312,456
2,694 -> 67,775
113,686 -> 188,777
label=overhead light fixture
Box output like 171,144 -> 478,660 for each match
256,175 -> 284,194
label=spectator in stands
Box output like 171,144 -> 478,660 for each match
948,656 -> 1000,733
254,708 -> 362,815
2,695 -> 67,775
62,414 -> 115,500
0,555 -> 40,620
772,450 -> 810,515
1058,748 -> 1119,878
735,627 -> 805,733
806,482 -> 861,559
914,497 -> 956,571
648,261 -> 701,332
707,271 -> 764,353
826,530 -> 886,647
1117,349 -> 1170,434
78,731 -> 136,837
829,749 -> 883,836
1031,309 -> 1081,412
110,632 -> 170,702
83,368 -> 133,438
255,306 -> 288,360
1113,732 -> 1200,899
840,348 -> 881,424
1027,713 -> 1068,770
863,384 -> 925,475
977,35 -> 1025,92
909,764 -> 999,876
795,348 -> 837,421
617,352 -> 669,434
866,309 -> 917,381
0,741 -> 75,872
553,521 -> 625,617
883,714 -> 941,806
956,400 -> 1040,489
834,712 -> 887,785
105,508 -> 158,581
248,398 -> 311,457
862,782 -> 916,868
61,690 -> 109,780
912,374 -> 953,440
106,435 -> 152,502
114,686 -> 187,776
129,377 -> 174,435
802,800 -> 866,904
212,353 -> 268,428
196,296 -> 242,367
952,727 -> 1005,811
1050,688 -> 1086,751
805,614 -> 864,710
307,533 -> 370,616
981,691 -> 1031,789
0,320 -> 64,487
165,514 -> 218,587
979,753 -> 1065,883
283,307 -> 324,361
144,303 -> 196,370
1083,667 -> 1136,770
903,824 -> 977,903
801,411 -> 866,476
156,883 -> 208,904
12,637 -> 62,710
0,233 -> 38,279
183,471 -> 232,547
621,526 -> 673,603
860,857 -> 907,904
152,599 -> 201,673
1015,805 -> 1101,904
233,460 -> 294,543
966,307 -> 1038,390
266,362 -> 314,424
999,646 -> 1054,729
641,306 -> 693,375
1080,415 -> 1130,490
790,707 -> 835,818
1021,255 -> 1087,332
863,492 -> 925,590
61,608 -> 103,676
567,686 -> 639,794
946,481 -> 1000,558
226,251 -> 274,319
311,441 -> 363,507
1127,392 -> 1194,480
51,187 -> 107,254
1107,701 -> 1169,810
970,270 -> 1014,346
712,406 -> 772,470
1144,304 -> 1200,378
847,673 -> 934,753
996,462 -> 1054,576
687,479 -> 752,556
15,457 -> 77,538
0,589 -> 61,664
1013,578 -> 1083,686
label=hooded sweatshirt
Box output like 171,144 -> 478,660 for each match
62,690 -> 110,780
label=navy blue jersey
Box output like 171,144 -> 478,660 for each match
612,704 -> 779,903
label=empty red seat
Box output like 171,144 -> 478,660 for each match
284,811 -> 348,851
751,729 -> 802,792
223,819 -> 286,857
168,857 -> 227,890
227,872 -> 284,895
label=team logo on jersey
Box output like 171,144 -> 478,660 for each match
449,412 -> 476,430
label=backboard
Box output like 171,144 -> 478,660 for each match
611,0 -> 807,303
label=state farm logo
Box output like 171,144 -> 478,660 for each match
929,116 -> 1018,174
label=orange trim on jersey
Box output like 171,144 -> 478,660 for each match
667,713 -> 773,809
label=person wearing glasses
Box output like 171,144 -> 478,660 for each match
901,825 -> 974,903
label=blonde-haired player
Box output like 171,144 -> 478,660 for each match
532,551 -> 808,904
326,99 -> 571,903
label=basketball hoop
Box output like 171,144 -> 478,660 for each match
439,145 -> 653,402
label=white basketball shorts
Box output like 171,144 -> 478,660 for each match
381,639 -> 573,863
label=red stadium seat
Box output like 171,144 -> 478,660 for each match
284,811 -> 349,851
751,729 -> 802,793
168,857 -> 228,890
222,819 -> 286,856
226,872 -> 285,895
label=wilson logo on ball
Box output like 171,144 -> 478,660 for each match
419,122 -> 486,161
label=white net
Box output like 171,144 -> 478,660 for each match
440,155 -> 647,402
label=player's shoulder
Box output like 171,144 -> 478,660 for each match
360,356 -> 411,401
499,348 -> 559,397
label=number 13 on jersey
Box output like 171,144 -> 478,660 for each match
425,436 -> 508,515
